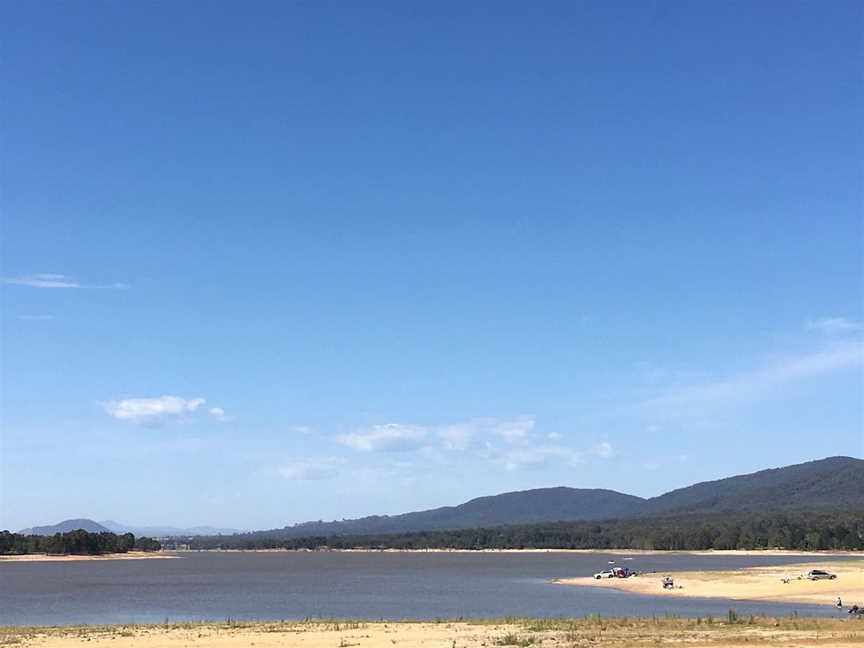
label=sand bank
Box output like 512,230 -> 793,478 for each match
559,560 -> 864,606
4,618 -> 863,648
0,551 -> 177,563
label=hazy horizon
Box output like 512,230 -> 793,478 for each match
9,453 -> 863,532
2,1 -> 862,531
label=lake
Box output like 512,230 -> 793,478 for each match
1,551 -> 857,625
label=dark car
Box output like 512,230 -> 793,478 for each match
807,569 -> 837,580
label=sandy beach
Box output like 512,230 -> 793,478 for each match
559,560 -> 864,606
4,618 -> 863,648
0,552 -> 177,563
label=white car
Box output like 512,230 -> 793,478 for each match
594,570 -> 616,579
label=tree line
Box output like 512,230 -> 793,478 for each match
187,510 -> 864,552
0,530 -> 162,555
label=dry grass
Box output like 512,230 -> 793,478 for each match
1,616 -> 862,648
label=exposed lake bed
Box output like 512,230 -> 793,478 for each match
559,559 -> 864,605
6,617 -> 864,648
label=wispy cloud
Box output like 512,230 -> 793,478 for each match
3,273 -> 129,289
103,395 -> 206,424
5,273 -> 80,288
438,422 -> 476,451
806,317 -> 863,335
639,342 -> 864,417
208,407 -> 232,421
501,445 -> 583,471
334,416 -> 614,474
496,438 -> 613,471
337,423 -> 428,452
278,456 -> 346,480
337,417 -> 539,454
290,425 -> 315,436
493,417 -> 536,440
592,441 -> 614,458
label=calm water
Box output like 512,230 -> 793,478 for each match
1,551 -> 858,625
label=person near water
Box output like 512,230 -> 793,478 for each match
836,596 -> 843,609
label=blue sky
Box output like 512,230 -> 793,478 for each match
1,1 -> 862,531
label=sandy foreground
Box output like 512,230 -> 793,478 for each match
559,560 -> 864,606
0,552 -> 177,563
4,618 -> 864,648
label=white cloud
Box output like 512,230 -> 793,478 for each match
338,417 -> 538,454
502,446 -> 583,472
103,395 -> 206,423
436,417 -> 537,450
807,317 -> 862,335
3,273 -> 129,289
209,407 -> 226,420
337,423 -> 428,452
493,417 -> 535,440
5,273 -> 80,288
640,342 -> 863,417
438,423 -> 475,451
334,416 -> 612,474
278,457 -> 345,480
592,441 -> 614,458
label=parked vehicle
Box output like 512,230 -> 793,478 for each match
593,566 -> 636,579
594,569 -> 616,579
807,569 -> 837,580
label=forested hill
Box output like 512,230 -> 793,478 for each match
263,488 -> 645,539
19,456 -> 864,545
189,510 -> 864,551
18,519 -> 111,535
204,456 -> 863,544
641,456 -> 864,516
0,530 -> 162,555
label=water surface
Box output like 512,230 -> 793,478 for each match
2,551 -> 857,625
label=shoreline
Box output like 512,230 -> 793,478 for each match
2,618 -> 863,648
3,547 -> 860,563
558,560 -> 864,606
179,547 -> 863,556
0,551 -> 176,563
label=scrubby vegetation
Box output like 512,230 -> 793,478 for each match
187,510 -> 864,551
0,530 -> 161,555
0,616 -> 860,648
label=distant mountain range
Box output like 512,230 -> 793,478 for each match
269,488 -> 645,539
235,456 -> 864,541
99,521 -> 242,537
18,519 -> 240,537
638,455 -> 864,516
15,456 -> 863,539
18,519 -> 112,536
